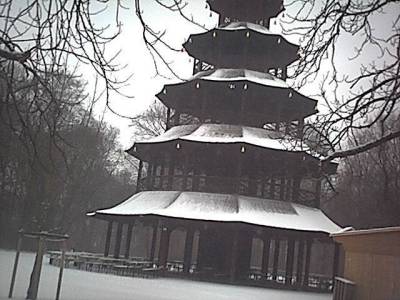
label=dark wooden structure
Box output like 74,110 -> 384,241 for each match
89,0 -> 341,292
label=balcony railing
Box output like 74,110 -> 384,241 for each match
137,174 -> 319,207
333,277 -> 355,300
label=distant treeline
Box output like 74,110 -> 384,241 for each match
0,67 -> 136,251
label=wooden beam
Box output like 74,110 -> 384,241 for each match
285,238 -> 295,285
167,155 -> 175,190
113,223 -> 123,259
303,239 -> 312,287
104,221 -> 113,257
296,240 -> 305,286
124,223 -> 134,259
261,236 -> 271,277
229,231 -> 239,282
183,227 -> 195,273
272,238 -> 280,281
158,226 -> 171,269
149,222 -> 158,262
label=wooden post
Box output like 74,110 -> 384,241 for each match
167,155 -> 175,190
146,162 -> 153,189
236,150 -> 243,194
158,226 -> 171,269
135,160 -> 143,192
272,238 -> 280,281
261,236 -> 271,277
124,223 -> 134,259
26,236 -> 45,300
296,240 -> 305,285
279,176 -> 285,200
149,222 -> 158,262
150,162 -> 157,190
183,227 -> 195,273
104,221 -> 113,257
55,240 -> 66,300
229,230 -> 239,282
285,238 -> 295,285
303,239 -> 312,287
8,232 -> 22,298
113,223 -> 123,259
292,173 -> 301,203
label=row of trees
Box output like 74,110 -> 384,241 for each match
0,64 -> 136,251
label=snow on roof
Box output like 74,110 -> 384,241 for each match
91,191 -> 342,234
218,22 -> 273,35
136,124 -> 307,153
191,69 -> 288,88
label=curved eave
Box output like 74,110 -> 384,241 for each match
184,28 -> 298,67
207,0 -> 284,21
125,124 -> 337,174
88,191 -> 342,235
156,69 -> 317,116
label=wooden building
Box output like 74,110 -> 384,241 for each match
89,0 -> 341,291
332,227 -> 400,300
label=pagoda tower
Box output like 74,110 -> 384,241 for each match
89,0 -> 341,291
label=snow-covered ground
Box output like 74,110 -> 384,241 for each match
1,250 -> 332,300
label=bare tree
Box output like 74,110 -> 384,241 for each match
282,0 -> 400,160
0,0 -> 130,128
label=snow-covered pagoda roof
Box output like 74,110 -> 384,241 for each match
133,123 -> 304,151
184,22 -> 298,69
89,191 -> 342,234
157,69 -> 317,122
207,0 -> 284,26
191,68 -> 288,87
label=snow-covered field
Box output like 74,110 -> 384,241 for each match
1,250 -> 332,300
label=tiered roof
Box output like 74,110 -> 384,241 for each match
184,22 -> 298,69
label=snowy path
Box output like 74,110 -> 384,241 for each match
1,250 -> 331,300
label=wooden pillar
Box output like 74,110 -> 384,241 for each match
104,221 -> 113,257
8,232 -> 23,298
150,162 -> 157,189
192,159 -> 200,191
236,150 -> 243,194
136,160 -> 143,192
229,231 -> 239,282
124,223 -> 134,259
292,173 -> 301,203
149,222 -> 158,262
272,238 -> 280,281
285,238 -> 295,285
261,236 -> 271,277
296,240 -> 305,285
158,226 -> 171,269
113,222 -> 123,259
303,239 -> 312,287
167,155 -> 175,190
279,176 -> 285,200
146,162 -> 153,189
183,227 -> 195,273
26,236 -> 45,300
